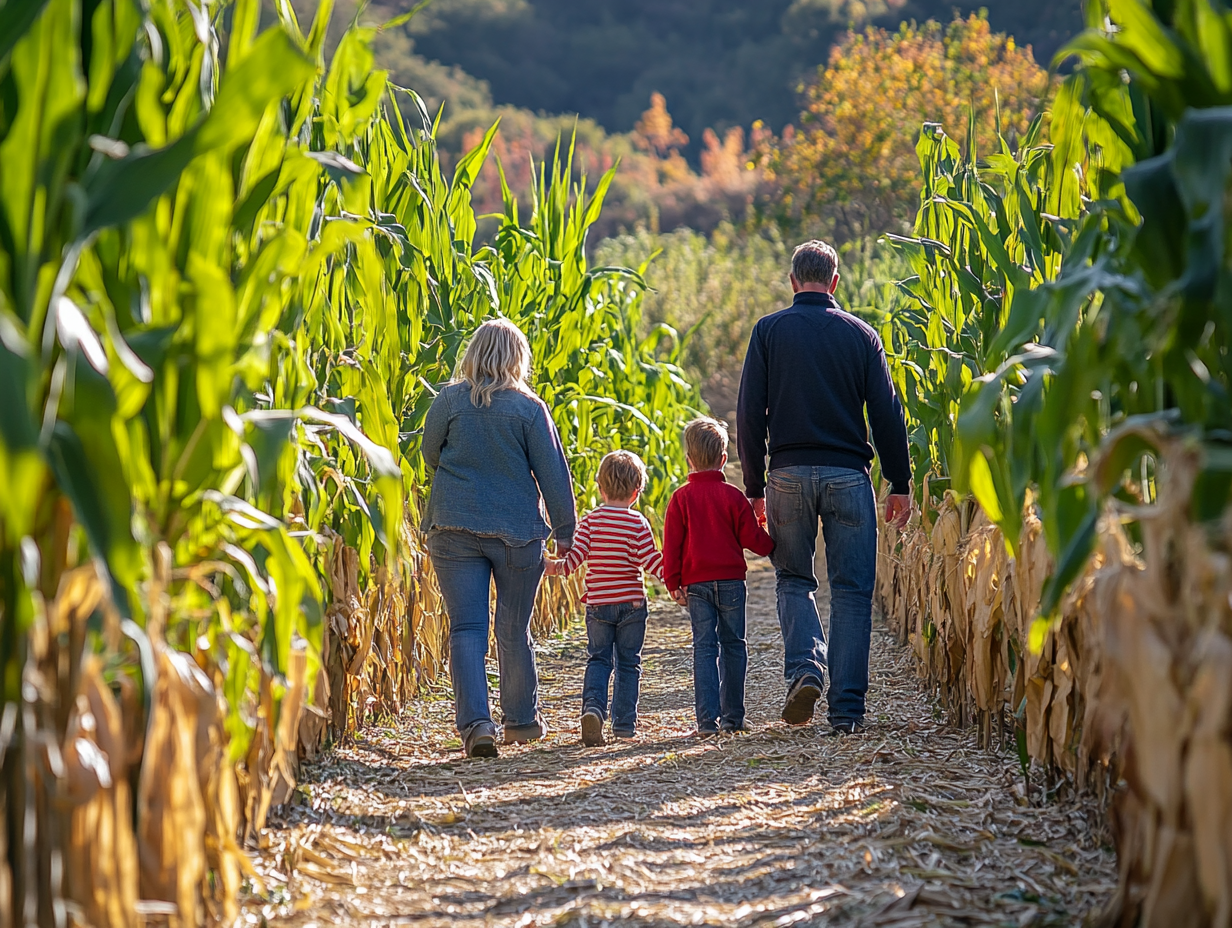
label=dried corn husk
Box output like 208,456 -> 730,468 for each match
876,442 -> 1232,928
64,660 -> 139,928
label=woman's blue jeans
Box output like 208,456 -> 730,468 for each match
686,580 -> 748,732
427,530 -> 545,735
765,465 -> 878,726
582,599 -> 648,734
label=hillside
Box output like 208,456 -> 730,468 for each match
374,0 -> 1082,159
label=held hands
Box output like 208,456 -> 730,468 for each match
752,497 -> 767,528
544,539 -> 572,577
885,494 -> 911,529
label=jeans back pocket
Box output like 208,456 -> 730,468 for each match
717,581 -> 746,611
506,539 -> 546,570
827,475 -> 873,527
428,530 -> 480,560
766,472 -> 804,526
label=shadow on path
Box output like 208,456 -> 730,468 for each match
246,564 -> 1115,927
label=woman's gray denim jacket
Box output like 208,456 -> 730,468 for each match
420,382 -> 577,548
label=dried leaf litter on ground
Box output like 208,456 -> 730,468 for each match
243,560 -> 1115,926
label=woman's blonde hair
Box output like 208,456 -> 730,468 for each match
458,318 -> 532,407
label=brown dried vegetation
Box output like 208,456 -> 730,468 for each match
0,522 -> 581,928
877,446 -> 1232,927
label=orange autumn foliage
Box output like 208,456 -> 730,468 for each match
760,14 -> 1049,239
452,94 -> 767,238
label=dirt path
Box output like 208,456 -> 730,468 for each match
243,559 -> 1115,927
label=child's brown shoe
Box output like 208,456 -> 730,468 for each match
781,675 -> 823,725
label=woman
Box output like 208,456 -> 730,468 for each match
421,319 -> 576,758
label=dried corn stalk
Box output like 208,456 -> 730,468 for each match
877,445 -> 1232,927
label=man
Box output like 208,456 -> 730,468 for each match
737,240 -> 911,735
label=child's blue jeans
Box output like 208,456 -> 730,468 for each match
582,599 -> 648,734
686,579 -> 748,731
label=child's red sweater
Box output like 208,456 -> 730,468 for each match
662,470 -> 774,591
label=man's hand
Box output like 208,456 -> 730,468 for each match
545,558 -> 565,577
752,497 -> 767,528
885,494 -> 911,529
670,588 -> 688,607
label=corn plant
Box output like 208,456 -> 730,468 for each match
886,0 -> 1232,619
0,0 -> 700,919
487,147 -> 703,524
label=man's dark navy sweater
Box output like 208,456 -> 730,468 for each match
736,291 -> 912,498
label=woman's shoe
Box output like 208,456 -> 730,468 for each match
463,721 -> 499,758
503,714 -> 549,744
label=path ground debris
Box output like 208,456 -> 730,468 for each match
243,559 -> 1116,926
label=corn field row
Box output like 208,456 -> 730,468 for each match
877,1 -> 1232,924
0,0 -> 699,923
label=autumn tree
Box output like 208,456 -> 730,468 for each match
759,14 -> 1048,240
632,92 -> 693,184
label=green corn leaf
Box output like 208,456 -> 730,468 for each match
1193,0 -> 1232,93
1039,493 -> 1099,617
0,0 -> 51,70
0,323 -> 37,452
1107,0 -> 1187,79
82,132 -> 201,236
1169,107 -> 1232,299
46,419 -> 132,611
1094,423 -> 1163,494
238,410 -> 298,499
1122,153 -> 1188,288
968,450 -> 1004,523
197,29 -> 316,153
301,407 -> 400,478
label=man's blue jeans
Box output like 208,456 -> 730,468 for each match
687,580 -> 748,732
582,599 -> 648,734
765,465 -> 878,725
427,530 -> 545,736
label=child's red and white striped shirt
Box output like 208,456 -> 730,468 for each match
560,505 -> 664,604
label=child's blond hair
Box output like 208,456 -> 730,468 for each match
458,318 -> 532,407
684,417 -> 728,471
597,450 -> 647,502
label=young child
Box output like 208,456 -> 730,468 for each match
663,418 -> 774,735
547,450 -> 664,746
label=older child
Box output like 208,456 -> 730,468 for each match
547,451 -> 664,745
663,418 -> 774,734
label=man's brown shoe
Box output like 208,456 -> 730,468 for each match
581,710 -> 605,746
